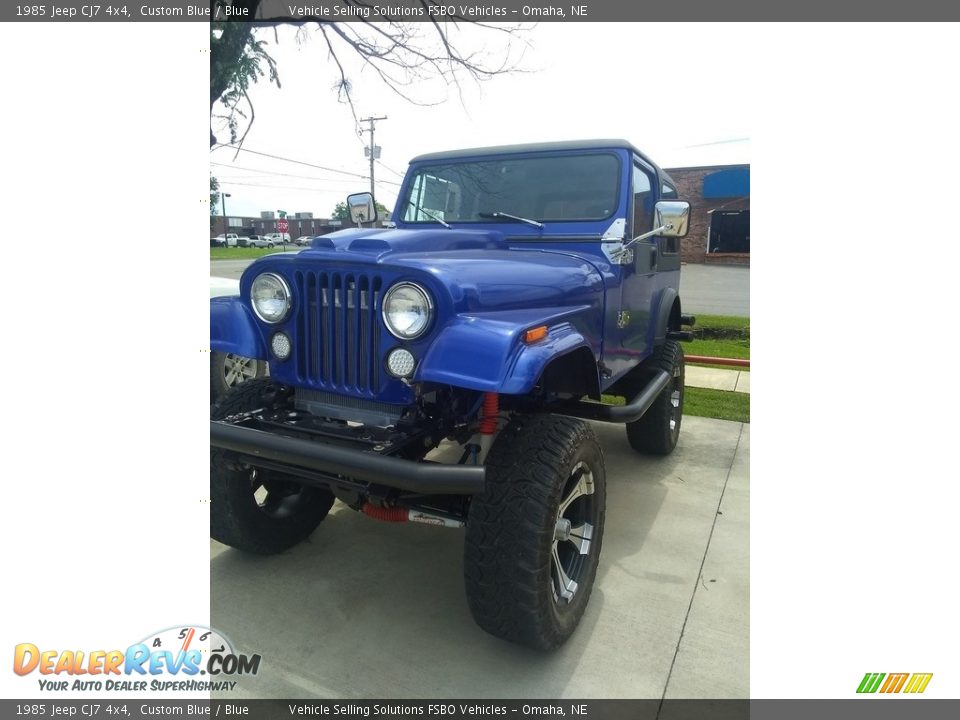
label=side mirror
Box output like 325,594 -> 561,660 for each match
347,192 -> 376,225
654,201 -> 690,237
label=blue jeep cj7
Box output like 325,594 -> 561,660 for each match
210,139 -> 694,650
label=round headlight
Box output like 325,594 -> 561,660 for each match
250,273 -> 291,324
382,282 -> 433,339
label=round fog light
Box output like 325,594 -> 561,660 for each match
386,348 -> 416,378
270,332 -> 292,361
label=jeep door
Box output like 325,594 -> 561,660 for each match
615,157 -> 681,362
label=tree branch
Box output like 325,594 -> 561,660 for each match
210,0 -> 530,148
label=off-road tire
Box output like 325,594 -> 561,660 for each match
464,415 -> 606,650
210,352 -> 268,402
211,379 -> 335,554
625,340 -> 685,455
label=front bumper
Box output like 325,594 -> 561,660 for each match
210,421 -> 485,495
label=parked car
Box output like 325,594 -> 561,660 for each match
210,139 -> 693,650
294,235 -> 314,246
246,236 -> 275,248
211,233 -> 239,248
210,277 -> 267,401
264,232 -> 291,245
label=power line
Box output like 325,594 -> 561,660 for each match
218,180 -> 363,193
211,161 -> 361,183
214,144 -> 368,179
680,137 -> 750,148
215,174 -> 344,183
217,174 -> 350,186
375,159 -> 406,179
212,162 -> 401,187
219,178 -> 402,195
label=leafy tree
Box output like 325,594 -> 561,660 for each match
332,201 -> 390,222
210,175 -> 221,215
332,202 -> 349,221
210,1 -> 527,147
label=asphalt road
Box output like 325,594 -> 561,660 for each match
210,416 -> 749,699
679,264 -> 750,317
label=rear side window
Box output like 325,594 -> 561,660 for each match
632,163 -> 656,234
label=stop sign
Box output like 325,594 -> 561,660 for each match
277,218 -> 288,233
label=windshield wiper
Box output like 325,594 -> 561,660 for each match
477,211 -> 544,229
407,201 -> 451,229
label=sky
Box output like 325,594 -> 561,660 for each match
209,23 -> 751,219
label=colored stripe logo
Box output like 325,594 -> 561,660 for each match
904,673 -> 934,694
857,672 -> 932,694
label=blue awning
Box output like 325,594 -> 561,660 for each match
703,167 -> 750,198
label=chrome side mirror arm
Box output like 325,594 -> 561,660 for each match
610,223 -> 673,261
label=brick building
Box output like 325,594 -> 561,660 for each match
211,212 -> 346,240
664,164 -> 750,265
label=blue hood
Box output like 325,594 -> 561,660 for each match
304,226 -> 503,256
263,227 -> 605,313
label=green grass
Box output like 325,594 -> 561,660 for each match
686,337 -> 750,360
692,314 -> 750,332
210,246 -> 294,260
602,386 -> 750,423
599,314 -> 751,423
686,313 -> 750,365
683,387 -> 750,423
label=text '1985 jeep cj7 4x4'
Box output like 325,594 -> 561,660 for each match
210,139 -> 693,650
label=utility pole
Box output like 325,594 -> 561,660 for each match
360,115 -> 387,201
221,192 -> 231,241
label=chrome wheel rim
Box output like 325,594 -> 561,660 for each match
669,364 -> 683,433
551,461 -> 596,604
223,354 -> 258,387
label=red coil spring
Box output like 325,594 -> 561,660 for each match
479,392 -> 499,435
362,503 -> 408,522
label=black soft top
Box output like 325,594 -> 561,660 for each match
410,139 -> 674,186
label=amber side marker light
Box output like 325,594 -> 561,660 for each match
523,325 -> 549,344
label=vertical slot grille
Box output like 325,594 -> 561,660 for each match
295,271 -> 382,395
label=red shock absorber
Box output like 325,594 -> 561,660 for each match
479,392 -> 499,435
361,503 -> 408,522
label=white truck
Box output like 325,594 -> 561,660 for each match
212,233 -> 239,248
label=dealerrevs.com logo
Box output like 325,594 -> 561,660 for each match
857,672 -> 933,694
13,626 -> 260,692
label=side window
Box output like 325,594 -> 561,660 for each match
403,173 -> 461,221
632,163 -> 656,235
661,182 -> 678,199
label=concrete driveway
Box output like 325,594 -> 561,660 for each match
210,416 -> 749,699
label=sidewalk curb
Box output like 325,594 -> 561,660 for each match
687,365 -> 750,394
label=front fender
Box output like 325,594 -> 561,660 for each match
210,296 -> 268,360
417,306 -> 597,394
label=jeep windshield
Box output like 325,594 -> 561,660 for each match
400,153 -> 620,225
